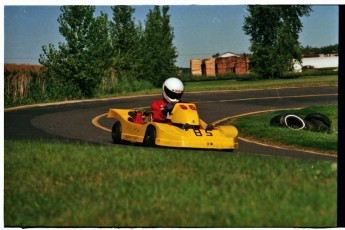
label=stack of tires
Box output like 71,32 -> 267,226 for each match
270,113 -> 332,133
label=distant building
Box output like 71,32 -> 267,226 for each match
190,52 -> 250,77
293,56 -> 338,72
217,52 -> 239,58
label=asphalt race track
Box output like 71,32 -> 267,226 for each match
4,86 -> 338,161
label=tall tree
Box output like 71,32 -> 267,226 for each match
110,5 -> 142,82
160,6 -> 178,83
243,5 -> 312,78
39,6 -> 108,98
142,6 -> 178,86
88,12 -> 112,81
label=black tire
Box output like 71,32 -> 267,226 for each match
111,121 -> 122,144
305,113 -> 331,128
281,114 -> 306,130
308,118 -> 331,132
304,120 -> 317,132
270,114 -> 283,127
144,126 -> 156,147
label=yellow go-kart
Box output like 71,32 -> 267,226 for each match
107,103 -> 238,151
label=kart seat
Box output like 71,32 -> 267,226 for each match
128,110 -> 152,124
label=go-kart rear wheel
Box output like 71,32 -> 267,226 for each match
111,121 -> 122,144
144,126 -> 156,147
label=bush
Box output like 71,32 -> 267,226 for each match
96,75 -> 155,97
280,69 -> 338,79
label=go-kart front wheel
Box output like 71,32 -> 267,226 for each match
111,121 -> 122,144
144,126 -> 156,147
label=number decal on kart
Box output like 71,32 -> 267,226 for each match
193,129 -> 213,136
194,129 -> 202,136
205,130 -> 213,136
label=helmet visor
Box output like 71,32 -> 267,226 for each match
164,86 -> 183,100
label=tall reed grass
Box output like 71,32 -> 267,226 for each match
4,64 -> 155,107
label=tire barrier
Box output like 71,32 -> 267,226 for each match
270,113 -> 332,133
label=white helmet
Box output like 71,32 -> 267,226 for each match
162,77 -> 184,103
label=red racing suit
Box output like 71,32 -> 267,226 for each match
151,98 -> 172,123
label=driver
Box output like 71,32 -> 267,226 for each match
151,77 -> 184,123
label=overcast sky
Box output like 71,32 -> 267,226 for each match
3,5 -> 339,67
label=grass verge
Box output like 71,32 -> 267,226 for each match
229,105 -> 338,154
5,140 -> 337,227
94,75 -> 338,100
183,75 -> 338,92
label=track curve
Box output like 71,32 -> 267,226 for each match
4,86 -> 338,161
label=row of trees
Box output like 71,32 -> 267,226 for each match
39,5 -> 316,99
39,5 -> 178,98
301,44 -> 338,56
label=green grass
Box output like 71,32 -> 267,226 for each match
184,75 -> 338,92
90,75 -> 338,100
5,140 -> 337,227
229,105 -> 338,154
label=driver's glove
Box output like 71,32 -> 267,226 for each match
162,102 -> 174,115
